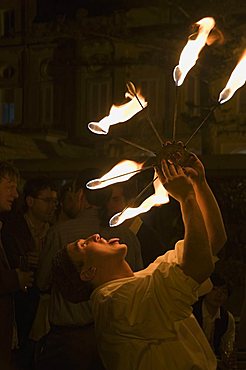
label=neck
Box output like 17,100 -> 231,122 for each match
93,260 -> 134,288
25,212 -> 46,230
204,300 -> 219,317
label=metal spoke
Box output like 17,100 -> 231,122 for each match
185,104 -> 219,147
94,165 -> 154,185
136,94 -> 164,148
126,81 -> 164,147
118,137 -> 156,156
119,175 -> 158,215
172,86 -> 179,141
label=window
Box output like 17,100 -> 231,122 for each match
40,84 -> 53,127
0,9 -> 15,37
2,102 -> 14,124
86,79 -> 112,122
138,78 -> 159,117
184,76 -> 200,116
0,88 -> 22,126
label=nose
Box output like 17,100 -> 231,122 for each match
93,234 -> 101,241
87,234 -> 101,243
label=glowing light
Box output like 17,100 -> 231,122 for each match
88,88 -> 147,135
109,170 -> 169,227
219,49 -> 246,104
173,17 -> 216,86
86,160 -> 144,189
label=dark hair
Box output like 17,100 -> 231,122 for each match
52,246 -> 93,303
210,272 -> 231,295
210,272 -> 227,287
23,176 -> 56,199
22,176 -> 56,211
0,161 -> 20,182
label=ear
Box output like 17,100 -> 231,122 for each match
80,266 -> 97,282
26,195 -> 34,208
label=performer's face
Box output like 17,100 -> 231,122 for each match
67,234 -> 127,269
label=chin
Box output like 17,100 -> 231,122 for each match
118,244 -> 128,257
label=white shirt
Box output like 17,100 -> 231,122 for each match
91,240 -> 217,370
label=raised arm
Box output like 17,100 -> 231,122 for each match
183,153 -> 227,256
160,160 -> 214,284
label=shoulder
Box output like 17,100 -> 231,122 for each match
2,212 -> 32,241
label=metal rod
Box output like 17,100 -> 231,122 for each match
185,104 -> 219,147
119,175 -> 158,215
98,165 -> 154,184
134,93 -> 164,147
172,85 -> 178,141
118,137 -> 156,156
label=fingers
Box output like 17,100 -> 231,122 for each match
161,159 -> 171,178
186,152 -> 198,166
161,160 -> 184,179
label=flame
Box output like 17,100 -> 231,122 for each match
173,17 -> 216,86
88,90 -> 148,135
219,49 -> 246,104
86,160 -> 144,189
109,170 -> 169,227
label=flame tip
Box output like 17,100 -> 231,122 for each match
109,213 -> 122,227
86,179 -> 102,189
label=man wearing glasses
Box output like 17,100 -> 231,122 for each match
2,176 -> 57,370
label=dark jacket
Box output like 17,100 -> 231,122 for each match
0,221 -> 20,370
1,213 -> 40,345
193,297 -> 229,356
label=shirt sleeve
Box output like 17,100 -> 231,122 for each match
155,239 -> 214,297
152,261 -> 200,322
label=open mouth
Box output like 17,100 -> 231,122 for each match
108,238 -> 120,246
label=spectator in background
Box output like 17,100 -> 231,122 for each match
0,161 -> 33,370
55,178 -> 84,224
2,176 -> 57,370
193,272 -> 237,369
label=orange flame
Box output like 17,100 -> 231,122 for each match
173,17 -> 216,86
88,90 -> 148,135
109,170 -> 169,227
219,49 -> 246,104
86,160 -> 144,189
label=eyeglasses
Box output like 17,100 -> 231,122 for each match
34,197 -> 59,206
